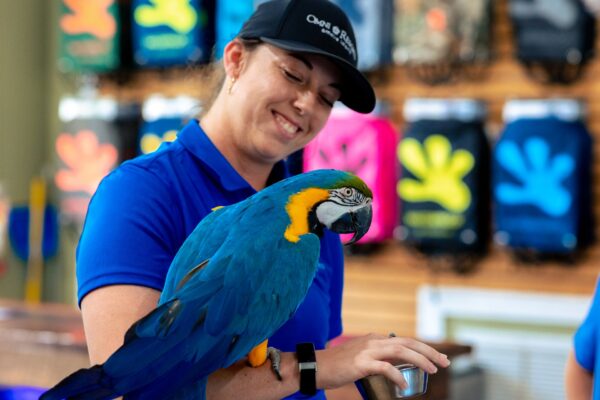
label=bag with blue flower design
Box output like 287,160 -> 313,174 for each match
493,99 -> 594,261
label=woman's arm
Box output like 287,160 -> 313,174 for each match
81,286 -> 450,400
207,333 -> 450,400
81,284 -> 302,399
81,285 -> 161,365
565,349 -> 593,400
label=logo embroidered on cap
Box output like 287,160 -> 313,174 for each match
306,14 -> 357,61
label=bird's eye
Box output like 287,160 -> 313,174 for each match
343,188 -> 353,197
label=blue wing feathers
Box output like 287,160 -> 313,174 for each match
39,365 -> 113,400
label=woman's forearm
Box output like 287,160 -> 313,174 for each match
207,352 -> 301,400
565,350 -> 593,400
207,334 -> 451,400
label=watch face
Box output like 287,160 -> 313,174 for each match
299,361 -> 317,371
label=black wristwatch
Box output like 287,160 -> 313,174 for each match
296,342 -> 317,396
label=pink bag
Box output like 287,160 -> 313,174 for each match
303,106 -> 399,244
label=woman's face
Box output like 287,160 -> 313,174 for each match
228,43 -> 342,164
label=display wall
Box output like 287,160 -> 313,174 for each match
342,0 -> 600,337
2,1 -> 599,334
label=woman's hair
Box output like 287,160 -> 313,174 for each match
195,38 -> 262,118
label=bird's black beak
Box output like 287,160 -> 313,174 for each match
330,204 -> 372,245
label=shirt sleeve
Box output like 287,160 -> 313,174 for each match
574,277 -> 600,373
76,164 -> 183,305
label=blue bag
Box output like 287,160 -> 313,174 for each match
493,100 -> 594,256
214,0 -> 256,59
139,95 -> 200,155
132,0 -> 212,67
331,0 -> 394,71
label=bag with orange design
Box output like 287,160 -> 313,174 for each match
393,0 -> 493,84
58,0 -> 123,73
55,97 -> 140,226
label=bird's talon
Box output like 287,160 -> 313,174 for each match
267,347 -> 282,381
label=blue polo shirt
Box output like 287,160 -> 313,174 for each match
76,120 -> 344,400
574,277 -> 600,399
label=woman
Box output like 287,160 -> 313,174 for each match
565,277 -> 598,399
76,0 -> 450,398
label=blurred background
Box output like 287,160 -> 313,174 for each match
1,0 -> 600,399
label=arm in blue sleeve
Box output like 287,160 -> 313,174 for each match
76,165 -> 183,305
574,277 -> 600,372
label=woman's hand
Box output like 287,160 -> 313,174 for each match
316,333 -> 451,390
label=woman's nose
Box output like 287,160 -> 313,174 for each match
293,90 -> 317,116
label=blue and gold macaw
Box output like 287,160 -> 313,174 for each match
41,169 -> 373,400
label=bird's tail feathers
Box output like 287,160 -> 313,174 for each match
40,365 -> 117,400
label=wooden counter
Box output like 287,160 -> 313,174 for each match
0,300 -> 88,388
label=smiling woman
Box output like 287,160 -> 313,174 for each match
74,1 -> 450,400
203,43 -> 343,173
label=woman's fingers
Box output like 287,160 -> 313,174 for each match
366,341 -> 438,374
362,336 -> 451,374
368,360 -> 409,390
316,334 -> 451,390
389,336 -> 451,368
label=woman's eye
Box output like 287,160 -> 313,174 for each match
320,95 -> 335,108
283,69 -> 303,83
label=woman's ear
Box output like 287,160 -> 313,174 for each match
223,39 -> 246,80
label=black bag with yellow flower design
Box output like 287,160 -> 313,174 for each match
395,99 -> 490,267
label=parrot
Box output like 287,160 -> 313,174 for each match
41,169 -> 373,400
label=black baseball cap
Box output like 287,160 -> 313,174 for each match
238,0 -> 376,114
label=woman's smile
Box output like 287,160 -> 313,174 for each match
273,110 -> 303,140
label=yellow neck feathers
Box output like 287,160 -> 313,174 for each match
284,188 -> 329,243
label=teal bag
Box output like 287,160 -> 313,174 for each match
58,0 -> 121,73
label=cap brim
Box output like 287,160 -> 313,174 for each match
260,38 -> 376,114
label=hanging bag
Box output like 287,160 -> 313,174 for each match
396,99 -> 490,267
303,104 -> 398,247
131,0 -> 212,67
56,96 -> 140,226
509,0 -> 596,84
58,0 -> 122,73
138,95 -> 200,154
493,99 -> 594,260
394,0 -> 493,84
331,0 -> 394,71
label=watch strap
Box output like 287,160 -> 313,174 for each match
296,342 -> 317,395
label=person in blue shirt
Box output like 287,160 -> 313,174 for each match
566,278 -> 598,399
76,1 -> 450,399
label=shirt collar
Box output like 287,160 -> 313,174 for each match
178,120 -> 289,192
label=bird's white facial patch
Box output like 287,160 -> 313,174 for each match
315,192 -> 371,228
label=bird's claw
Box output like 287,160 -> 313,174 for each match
267,347 -> 282,381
